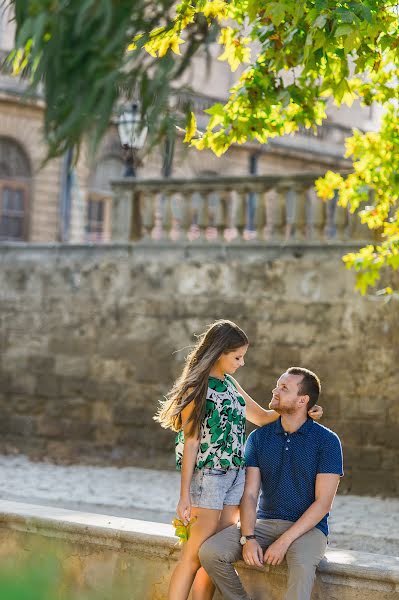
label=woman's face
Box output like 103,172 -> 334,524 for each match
216,345 -> 248,375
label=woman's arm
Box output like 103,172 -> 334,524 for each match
229,375 -> 323,427
177,402 -> 200,524
228,375 -> 279,427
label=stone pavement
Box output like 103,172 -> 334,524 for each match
0,455 -> 397,557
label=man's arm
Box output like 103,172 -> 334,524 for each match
240,467 -> 264,567
263,473 -> 340,566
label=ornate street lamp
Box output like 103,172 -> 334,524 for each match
117,102 -> 148,177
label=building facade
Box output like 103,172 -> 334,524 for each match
0,7 -> 379,244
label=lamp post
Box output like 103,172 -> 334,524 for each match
117,102 -> 148,177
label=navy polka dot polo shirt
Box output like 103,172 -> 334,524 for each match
245,417 -> 343,536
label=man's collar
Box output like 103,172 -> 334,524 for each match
274,417 -> 313,435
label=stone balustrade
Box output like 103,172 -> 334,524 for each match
111,173 -> 373,244
0,501 -> 397,600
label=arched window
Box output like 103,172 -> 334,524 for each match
86,155 -> 124,242
0,138 -> 31,241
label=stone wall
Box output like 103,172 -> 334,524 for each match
0,500 -> 398,600
0,243 -> 398,496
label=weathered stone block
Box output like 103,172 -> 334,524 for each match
49,335 -> 96,355
8,374 -> 37,396
54,356 -> 89,378
92,401 -> 113,423
89,357 -> 131,383
35,374 -> 60,398
27,356 -> 55,374
351,469 -> 398,496
37,416 -> 66,438
1,415 -> 38,436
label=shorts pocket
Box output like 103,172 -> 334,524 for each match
203,468 -> 228,476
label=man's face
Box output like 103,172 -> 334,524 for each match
269,372 -> 306,415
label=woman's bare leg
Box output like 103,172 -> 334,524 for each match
192,505 -> 240,600
168,507 -> 221,600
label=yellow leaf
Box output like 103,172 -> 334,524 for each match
170,36 -> 185,55
158,37 -> 171,57
184,112 -> 197,143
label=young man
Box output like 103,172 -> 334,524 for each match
199,367 -> 343,600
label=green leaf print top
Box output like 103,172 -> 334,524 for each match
175,375 -> 246,471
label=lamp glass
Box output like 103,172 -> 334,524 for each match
117,105 -> 148,149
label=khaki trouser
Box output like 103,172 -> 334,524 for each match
199,519 -> 327,600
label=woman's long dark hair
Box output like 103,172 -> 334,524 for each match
154,320 -> 248,437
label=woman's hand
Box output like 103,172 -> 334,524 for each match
308,404 -> 323,420
176,494 -> 191,525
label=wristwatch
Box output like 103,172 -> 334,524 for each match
240,534 -> 256,545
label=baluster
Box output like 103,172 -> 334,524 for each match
324,191 -> 337,240
217,190 -> 229,241
293,185 -> 306,241
206,191 -> 218,241
142,191 -> 155,240
160,191 -> 173,240
197,192 -> 208,241
234,190 -> 247,241
254,187 -> 266,241
334,203 -> 348,241
180,191 -> 192,241
348,208 -> 375,242
306,186 -> 325,241
284,185 -> 295,241
265,187 -> 284,241
225,188 -> 235,241
170,192 -> 183,241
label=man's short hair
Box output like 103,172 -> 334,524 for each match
286,367 -> 321,409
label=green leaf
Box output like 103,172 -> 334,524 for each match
269,3 -> 285,26
313,15 -> 327,29
335,24 -> 354,37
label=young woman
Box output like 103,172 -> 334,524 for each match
154,320 -> 322,600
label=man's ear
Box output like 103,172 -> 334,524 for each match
298,395 -> 309,408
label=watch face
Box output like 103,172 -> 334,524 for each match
239,536 -> 246,546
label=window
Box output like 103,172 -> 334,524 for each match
85,196 -> 108,242
0,138 -> 31,241
0,182 -> 28,240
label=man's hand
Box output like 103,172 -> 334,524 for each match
242,539 -> 264,568
263,536 -> 291,566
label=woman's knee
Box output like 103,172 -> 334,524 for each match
178,552 -> 202,573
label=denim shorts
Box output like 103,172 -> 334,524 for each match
190,467 -> 245,510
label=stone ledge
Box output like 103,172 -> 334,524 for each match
0,500 -> 398,599
0,242 -> 370,265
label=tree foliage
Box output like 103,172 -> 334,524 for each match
7,0 -> 399,292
